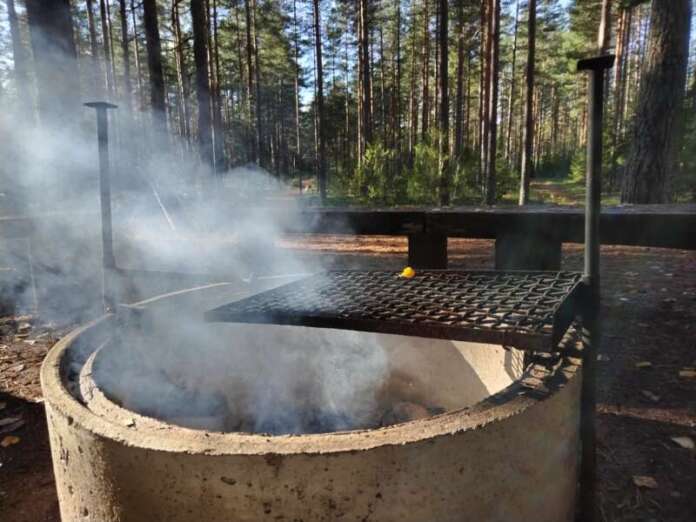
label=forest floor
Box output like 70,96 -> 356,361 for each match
524,177 -> 621,206
1,235 -> 695,521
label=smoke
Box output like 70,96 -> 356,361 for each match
0,25 -> 393,435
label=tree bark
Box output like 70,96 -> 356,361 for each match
453,0 -> 465,159
484,0 -> 500,205
505,0 -> 520,162
6,0 -> 33,119
292,0 -> 302,182
437,0 -> 449,205
243,0 -> 256,162
358,0 -> 372,164
478,0 -> 489,183
143,0 -> 166,132
393,0 -> 402,154
118,0 -> 132,107
172,0 -> 190,144
130,0 -> 145,110
243,0 -> 261,164
312,0 -> 327,202
211,0 -> 225,169
251,0 -> 262,165
99,0 -> 115,94
191,0 -> 214,167
518,0 -> 536,205
407,4 -> 418,156
610,6 -> 632,184
621,0 -> 692,203
85,0 -> 103,96
597,0 -> 612,53
379,26 -> 386,138
420,0 -> 430,140
25,0 -> 80,126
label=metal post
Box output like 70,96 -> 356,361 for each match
577,55 -> 614,522
85,101 -> 118,310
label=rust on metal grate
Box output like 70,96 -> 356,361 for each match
204,270 -> 586,352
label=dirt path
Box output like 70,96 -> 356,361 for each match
1,238 -> 694,521
528,178 -> 621,206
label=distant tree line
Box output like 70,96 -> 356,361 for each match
1,0 -> 694,205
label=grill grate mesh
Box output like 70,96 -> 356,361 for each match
205,271 -> 585,352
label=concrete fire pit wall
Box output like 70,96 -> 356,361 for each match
42,283 -> 582,522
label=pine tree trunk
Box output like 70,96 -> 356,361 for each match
358,0 -> 372,168
6,0 -> 33,119
505,0 -> 520,162
106,1 -> 118,90
453,0 -> 465,160
25,0 -> 80,126
191,0 -> 213,167
99,0 -> 115,94
312,0 -> 327,202
478,0 -> 489,184
407,5 -> 418,156
597,0 -> 612,52
292,0 -> 301,181
143,0 -> 166,132
437,0 -> 449,205
243,0 -> 258,163
118,0 -> 132,107
252,0 -> 262,165
420,0 -> 430,141
610,6 -> 631,184
130,0 -> 145,111
392,0 -> 402,181
344,38 -> 351,172
484,0 -> 499,205
85,0 -> 103,96
172,0 -> 190,144
464,51 -> 471,151
621,0 -> 692,203
379,27 -> 386,138
233,4 -> 246,157
211,0 -> 225,170
518,0 -> 536,205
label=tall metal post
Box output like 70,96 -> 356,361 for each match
577,55 -> 614,522
85,101 -> 118,310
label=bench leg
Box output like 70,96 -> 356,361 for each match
408,233 -> 448,269
495,232 -> 561,271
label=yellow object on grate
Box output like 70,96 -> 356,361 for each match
400,266 -> 416,279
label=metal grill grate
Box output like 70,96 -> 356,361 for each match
205,270 -> 586,352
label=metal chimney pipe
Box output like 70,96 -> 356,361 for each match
85,101 -> 118,310
576,55 -> 614,522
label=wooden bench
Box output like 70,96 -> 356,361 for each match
2,205 -> 695,273
289,205 -> 696,270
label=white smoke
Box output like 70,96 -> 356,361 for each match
0,24 -> 392,435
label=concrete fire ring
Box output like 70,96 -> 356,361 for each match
41,282 -> 582,522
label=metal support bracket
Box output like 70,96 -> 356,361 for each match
576,55 -> 614,522
85,101 -> 118,311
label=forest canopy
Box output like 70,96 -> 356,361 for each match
0,0 -> 694,206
